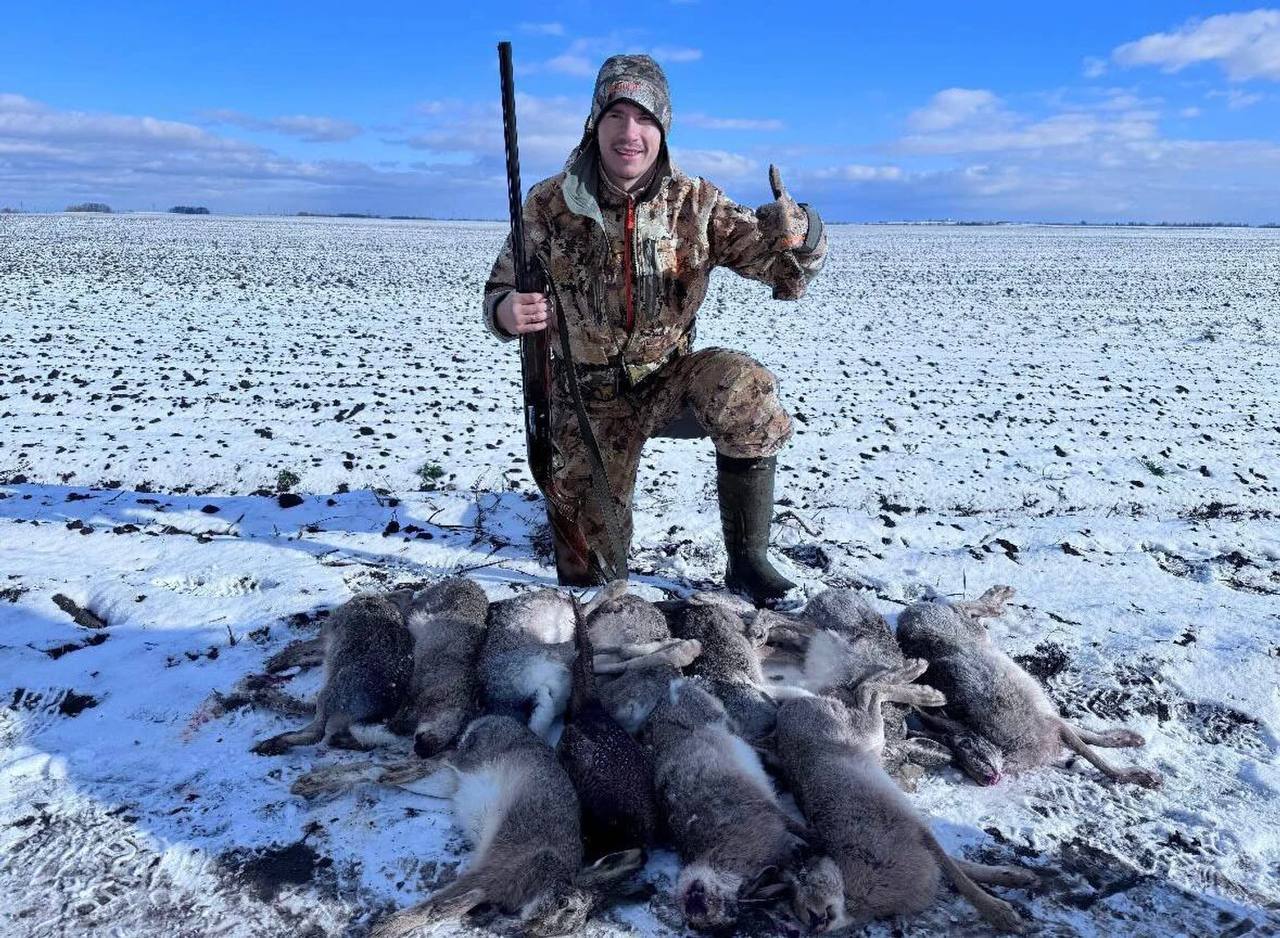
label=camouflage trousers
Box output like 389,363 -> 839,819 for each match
549,346 -> 793,578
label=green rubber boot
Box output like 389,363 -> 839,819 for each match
716,453 -> 796,606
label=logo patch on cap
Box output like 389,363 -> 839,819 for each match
607,81 -> 647,97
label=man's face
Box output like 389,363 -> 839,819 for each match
596,100 -> 662,190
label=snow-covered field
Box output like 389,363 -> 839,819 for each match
1,212 -> 1277,937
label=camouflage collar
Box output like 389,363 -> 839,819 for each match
596,158 -> 662,207
562,144 -> 673,229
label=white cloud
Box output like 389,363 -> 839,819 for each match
1082,56 -> 1108,79
900,89 -> 1159,156
203,109 -> 361,142
810,163 -> 904,182
1208,88 -> 1265,109
902,112 -> 1158,155
545,53 -> 596,77
650,46 -> 702,63
524,35 -> 703,79
393,93 -> 584,171
672,148 -> 759,180
523,36 -> 626,77
831,84 -> 1280,221
1113,10 -> 1280,80
2,95 -> 248,151
519,22 -> 565,36
1095,92 -> 1152,111
0,93 -> 515,215
415,100 -> 455,116
0,93 -> 43,113
907,89 -> 1005,132
682,112 -> 784,131
7,81 -> 1280,223
802,134 -> 1280,221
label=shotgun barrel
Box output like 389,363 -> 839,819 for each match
498,41 -> 553,491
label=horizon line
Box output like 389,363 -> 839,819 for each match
5,209 -> 1278,229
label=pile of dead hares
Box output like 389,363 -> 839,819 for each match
247,579 -> 1161,936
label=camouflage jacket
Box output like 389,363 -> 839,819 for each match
483,156 -> 827,367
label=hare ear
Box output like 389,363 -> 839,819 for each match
745,882 -> 790,902
577,848 -> 645,888
782,814 -> 812,845
751,730 -> 778,756
582,579 -> 628,617
742,865 -> 784,899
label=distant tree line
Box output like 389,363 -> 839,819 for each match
879,219 -> 1280,229
1077,220 -> 1267,228
295,211 -> 448,220
23,204 -> 1280,227
297,211 -> 382,219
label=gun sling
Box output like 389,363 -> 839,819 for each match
539,258 -> 630,581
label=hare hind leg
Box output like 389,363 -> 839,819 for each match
1068,723 -> 1146,748
852,660 -> 945,710
593,639 -> 701,674
371,886 -> 487,938
1059,724 -> 1161,788
923,830 -> 1025,934
876,683 -> 946,709
899,737 -> 954,766
251,715 -> 325,755
325,713 -> 370,751
265,636 -> 325,673
954,585 -> 1015,620
954,859 -> 1038,889
290,756 -> 446,800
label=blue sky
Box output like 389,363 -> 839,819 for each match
3,2 -> 1279,221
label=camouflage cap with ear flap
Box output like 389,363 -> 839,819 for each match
586,54 -> 672,139
561,53 -> 678,226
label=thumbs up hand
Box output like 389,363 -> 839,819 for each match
755,164 -> 811,252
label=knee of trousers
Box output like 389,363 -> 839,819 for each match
693,352 -> 793,459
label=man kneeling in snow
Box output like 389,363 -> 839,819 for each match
483,53 -> 826,605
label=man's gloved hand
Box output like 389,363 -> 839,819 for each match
755,164 -> 821,254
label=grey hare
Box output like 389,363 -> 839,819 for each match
252,592 -> 413,755
643,678 -> 810,931
370,715 -> 593,937
777,669 -> 1036,933
478,583 -> 621,738
388,576 -> 490,758
759,588 -> 954,782
896,586 -> 1161,789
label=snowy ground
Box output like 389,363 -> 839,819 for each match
1,212 -> 1278,937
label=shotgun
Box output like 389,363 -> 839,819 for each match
498,41 -> 553,492
497,41 -> 600,583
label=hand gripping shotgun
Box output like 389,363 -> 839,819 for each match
498,42 -> 625,584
